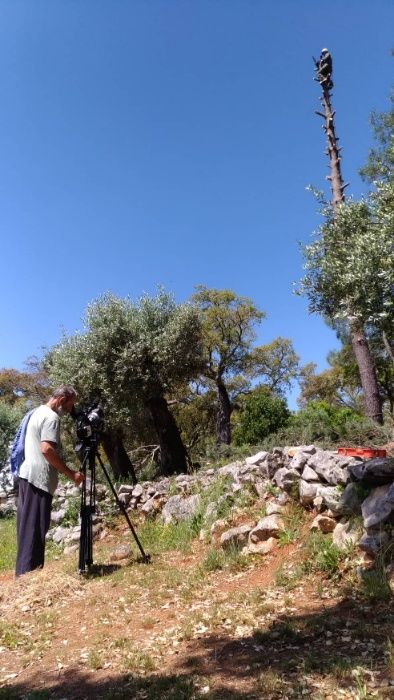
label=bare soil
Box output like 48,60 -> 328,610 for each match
1,522 -> 394,700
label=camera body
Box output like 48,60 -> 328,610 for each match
71,402 -> 105,442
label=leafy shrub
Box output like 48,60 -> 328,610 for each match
233,388 -> 290,445
257,401 -> 392,450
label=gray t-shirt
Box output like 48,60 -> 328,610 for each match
19,405 -> 61,495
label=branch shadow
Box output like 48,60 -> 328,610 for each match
2,597 -> 394,699
0,670 -> 253,699
172,595 -> 394,697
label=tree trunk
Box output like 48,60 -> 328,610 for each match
101,430 -> 137,483
146,396 -> 189,475
216,380 -> 232,445
349,319 -> 383,424
315,51 -> 383,423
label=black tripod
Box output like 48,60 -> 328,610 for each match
78,433 -> 150,573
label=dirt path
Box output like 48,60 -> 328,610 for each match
1,535 -> 394,699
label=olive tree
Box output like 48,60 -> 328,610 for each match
47,290 -> 204,477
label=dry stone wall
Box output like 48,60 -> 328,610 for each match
1,445 -> 394,571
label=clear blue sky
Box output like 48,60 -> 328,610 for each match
0,0 -> 393,408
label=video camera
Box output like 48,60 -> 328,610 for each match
71,401 -> 105,442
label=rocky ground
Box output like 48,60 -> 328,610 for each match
1,445 -> 394,699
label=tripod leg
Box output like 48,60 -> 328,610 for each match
78,447 -> 94,573
96,453 -> 150,563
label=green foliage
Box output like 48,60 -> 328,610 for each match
191,286 -> 265,383
359,566 -> 392,603
138,519 -> 197,555
0,401 -> 23,468
0,366 -> 48,406
246,337 -> 301,396
298,343 -> 362,411
291,401 -> 362,441
277,502 -> 305,546
298,197 -> 394,326
48,290 -> 203,427
200,544 -> 249,573
233,386 -> 290,445
62,495 -> 80,527
304,532 -> 343,576
172,386 -> 217,457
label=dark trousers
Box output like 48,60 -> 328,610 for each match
15,478 -> 53,577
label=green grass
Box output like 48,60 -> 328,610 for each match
138,519 -> 197,555
0,516 -> 17,571
303,531 -> 343,577
200,543 -> 249,573
0,620 -> 32,650
0,516 -> 62,573
277,502 -> 305,546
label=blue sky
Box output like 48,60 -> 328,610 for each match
0,0 -> 393,408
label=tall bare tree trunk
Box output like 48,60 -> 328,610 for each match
315,51 -> 383,424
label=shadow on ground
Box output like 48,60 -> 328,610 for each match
0,672 -> 249,700
173,595 -> 394,697
2,597 -> 394,699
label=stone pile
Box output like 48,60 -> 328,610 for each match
2,445 -> 394,571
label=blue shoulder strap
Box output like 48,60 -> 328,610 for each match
10,409 -> 35,476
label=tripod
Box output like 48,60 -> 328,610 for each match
78,433 -> 150,573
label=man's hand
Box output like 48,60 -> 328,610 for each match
41,441 -> 85,485
73,471 -> 85,486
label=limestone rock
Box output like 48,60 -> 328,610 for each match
332,521 -> 361,550
210,518 -> 228,543
141,493 -> 166,515
161,494 -> 201,525
220,525 -> 252,549
358,530 -> 390,556
249,514 -> 285,543
310,514 -> 337,534
299,479 -> 318,506
310,453 -> 349,486
109,544 -> 133,561
301,465 -> 320,482
361,483 -> 394,529
266,501 -> 285,516
245,451 -> 268,466
272,467 -> 300,492
243,537 -> 276,555
349,457 -> 394,486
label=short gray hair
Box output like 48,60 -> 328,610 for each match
51,385 -> 77,401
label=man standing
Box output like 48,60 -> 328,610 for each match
16,385 -> 84,576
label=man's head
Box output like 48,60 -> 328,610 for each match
48,385 -> 77,416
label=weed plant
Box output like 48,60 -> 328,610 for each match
304,531 -> 343,577
200,543 -> 249,573
62,494 -> 80,527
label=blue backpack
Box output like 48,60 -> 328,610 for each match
10,409 -> 35,477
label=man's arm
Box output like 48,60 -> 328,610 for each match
40,441 -> 84,486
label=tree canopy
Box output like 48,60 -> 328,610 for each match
47,289 -> 204,475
